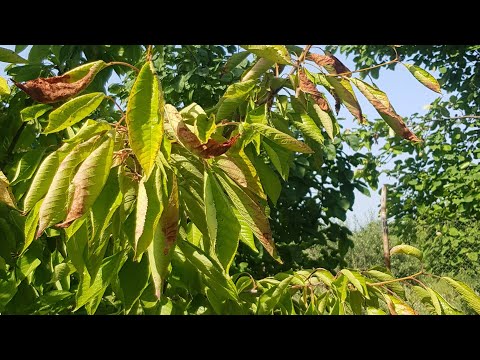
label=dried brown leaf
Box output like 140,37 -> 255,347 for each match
308,52 -> 351,77
13,65 -> 99,104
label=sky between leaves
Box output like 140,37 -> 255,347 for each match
0,45 -> 442,229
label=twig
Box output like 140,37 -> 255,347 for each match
146,45 -> 153,62
107,61 -> 140,73
368,271 -> 424,287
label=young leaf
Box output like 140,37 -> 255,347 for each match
57,132 -> 114,228
43,92 -> 105,134
13,60 -> 106,104
442,277 -> 480,314
0,76 -> 10,96
0,47 -> 28,64
126,61 -> 164,180
350,78 -> 420,142
241,45 -> 292,65
204,169 -> 240,273
245,122 -> 313,154
403,63 -> 441,94
36,135 -> 102,238
390,244 -> 423,261
216,171 -> 280,263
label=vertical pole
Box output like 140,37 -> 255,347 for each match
381,185 -> 391,271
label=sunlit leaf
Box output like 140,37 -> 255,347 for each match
241,45 -> 292,65
442,277 -> 480,314
43,92 -> 105,134
390,244 -> 423,261
403,63 -> 441,93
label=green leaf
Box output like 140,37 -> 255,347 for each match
257,275 -> 294,314
403,63 -> 441,94
74,251 -> 126,313
21,199 -> 42,255
195,114 -> 216,143
241,45 -> 292,65
20,104 -> 52,123
36,135 -> 102,238
0,272 -> 17,311
426,287 -> 442,315
63,60 -> 107,83
126,61 -> 164,180
242,58 -> 275,82
216,80 -> 256,121
204,169 -> 240,273
43,92 -> 105,134
341,269 -> 369,298
442,277 -> 480,314
23,143 -> 73,213
16,247 -> 41,284
49,262 -> 76,284
118,255 -> 151,313
177,239 -> 238,301
216,171 -> 280,263
223,51 -> 250,72
57,132 -> 114,227
250,154 -> 281,205
0,47 -> 28,64
390,244 -> 423,261
364,269 -> 405,299
245,122 -> 313,154
262,138 -> 293,181
313,104 -> 334,140
350,77 -> 420,142
234,208 -> 258,253
326,76 -> 364,123
10,147 -> 47,185
0,76 -> 10,96
0,170 -> 16,208
289,112 -> 325,146
64,119 -> 111,144
65,222 -> 88,274
366,307 -> 386,315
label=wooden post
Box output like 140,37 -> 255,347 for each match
381,185 -> 391,270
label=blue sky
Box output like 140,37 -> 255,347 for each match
0,45 -> 443,228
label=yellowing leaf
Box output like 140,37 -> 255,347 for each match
126,61 -> 164,180
326,76 -> 364,123
313,104 -> 334,140
350,77 -> 421,142
246,122 -> 313,154
0,171 -> 16,208
390,244 -> 423,261
403,63 -> 441,94
241,45 -> 292,65
442,277 -> 480,314
216,171 -> 280,263
36,135 -> 102,238
0,76 -> 10,96
57,132 -> 115,228
43,92 -> 105,134
242,57 -> 275,82
149,174 -> 179,299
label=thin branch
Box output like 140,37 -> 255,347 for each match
368,271 -> 424,287
146,45 -> 153,62
107,61 -> 140,73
